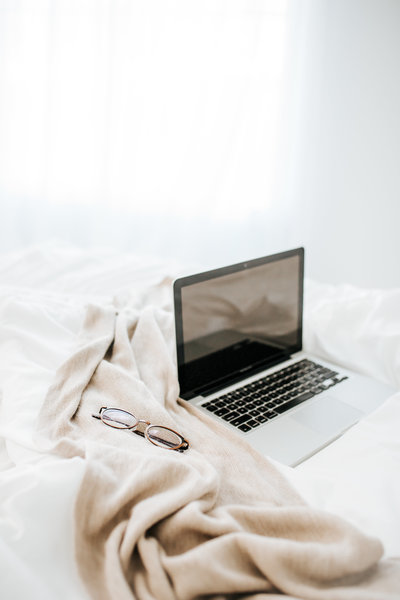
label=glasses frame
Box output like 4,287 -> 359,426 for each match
92,406 -> 189,452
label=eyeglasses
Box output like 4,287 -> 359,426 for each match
92,407 -> 189,452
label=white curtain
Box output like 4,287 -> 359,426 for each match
0,0 -> 297,266
3,1 -> 399,286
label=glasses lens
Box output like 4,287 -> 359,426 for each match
147,425 -> 183,449
102,409 -> 137,429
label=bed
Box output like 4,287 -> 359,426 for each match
0,242 -> 399,600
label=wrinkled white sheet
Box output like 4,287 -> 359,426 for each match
0,242 -> 399,599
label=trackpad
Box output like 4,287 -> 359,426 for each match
293,395 -> 363,436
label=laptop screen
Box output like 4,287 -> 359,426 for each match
174,248 -> 304,399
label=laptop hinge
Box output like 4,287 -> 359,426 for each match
181,353 -> 290,400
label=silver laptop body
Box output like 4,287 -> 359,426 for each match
173,248 -> 394,466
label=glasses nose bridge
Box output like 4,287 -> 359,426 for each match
135,419 -> 151,433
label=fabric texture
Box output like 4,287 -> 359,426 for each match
37,301 -> 400,600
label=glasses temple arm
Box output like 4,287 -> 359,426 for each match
133,429 -> 145,438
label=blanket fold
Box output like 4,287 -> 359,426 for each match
37,302 -> 400,600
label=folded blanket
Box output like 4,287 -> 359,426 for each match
37,300 -> 400,600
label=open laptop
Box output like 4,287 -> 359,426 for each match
173,247 -> 394,466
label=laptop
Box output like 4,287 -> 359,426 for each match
173,247 -> 394,466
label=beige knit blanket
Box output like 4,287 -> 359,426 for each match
37,302 -> 400,600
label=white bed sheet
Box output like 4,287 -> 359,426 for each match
0,242 -> 399,599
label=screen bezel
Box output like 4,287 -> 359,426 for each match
173,247 -> 304,399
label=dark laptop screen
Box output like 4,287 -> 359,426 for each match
174,248 -> 304,399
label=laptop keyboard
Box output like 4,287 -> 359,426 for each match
201,359 -> 348,433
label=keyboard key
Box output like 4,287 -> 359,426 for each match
222,411 -> 240,422
274,392 -> 314,414
215,407 -> 229,417
231,414 -> 251,427
238,423 -> 251,432
204,404 -> 219,412
257,415 -> 268,423
214,400 -> 226,408
247,419 -> 261,429
267,410 -> 278,419
249,409 -> 260,417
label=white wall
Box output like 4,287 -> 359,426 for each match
284,0 -> 400,288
